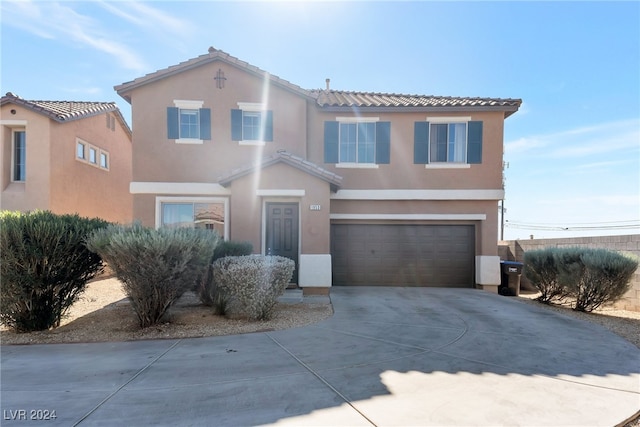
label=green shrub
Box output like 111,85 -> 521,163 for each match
196,240 -> 253,311
0,210 -> 108,332
212,255 -> 294,321
87,224 -> 219,328
524,248 -> 568,304
556,248 -> 638,312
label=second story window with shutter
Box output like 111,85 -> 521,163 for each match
167,100 -> 211,144
231,102 -> 273,145
414,118 -> 483,167
323,118 -> 390,168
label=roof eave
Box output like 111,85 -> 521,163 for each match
1,96 -> 132,138
115,53 -> 315,102
318,105 -> 521,117
218,153 -> 342,190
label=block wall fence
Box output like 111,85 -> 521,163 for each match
499,234 -> 640,312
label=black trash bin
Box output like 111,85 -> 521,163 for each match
499,260 -> 524,296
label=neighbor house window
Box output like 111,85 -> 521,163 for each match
231,103 -> 273,144
99,151 -> 109,170
12,130 -> 26,181
77,141 -> 86,160
323,119 -> 390,166
76,138 -> 108,171
413,119 -> 483,165
159,199 -> 227,239
89,147 -> 97,164
166,100 -> 211,143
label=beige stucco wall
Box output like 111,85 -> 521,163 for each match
1,105 -> 51,211
226,162 -> 331,254
125,62 -> 309,185
306,109 -> 506,191
122,57 -> 511,289
49,113 -> 132,223
0,103 -> 132,223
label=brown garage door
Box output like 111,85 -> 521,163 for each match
331,224 -> 475,287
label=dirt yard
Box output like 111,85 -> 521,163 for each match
0,278 -> 333,345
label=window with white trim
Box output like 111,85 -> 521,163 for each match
89,147 -> 97,165
167,100 -> 211,144
179,109 -> 200,139
76,138 -> 109,171
430,123 -> 467,163
339,122 -> 376,163
77,140 -> 86,160
413,118 -> 483,165
159,198 -> 227,239
12,129 -> 26,182
231,102 -> 273,144
323,119 -> 390,166
99,151 -> 109,170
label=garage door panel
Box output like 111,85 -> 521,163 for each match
331,224 -> 474,287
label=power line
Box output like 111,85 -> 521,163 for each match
505,220 -> 640,231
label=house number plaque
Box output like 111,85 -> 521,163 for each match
310,205 -> 321,211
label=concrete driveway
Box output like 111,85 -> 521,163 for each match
1,287 -> 639,426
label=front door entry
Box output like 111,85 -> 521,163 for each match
265,202 -> 299,283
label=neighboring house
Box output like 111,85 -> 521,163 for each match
115,47 -> 521,294
0,93 -> 133,224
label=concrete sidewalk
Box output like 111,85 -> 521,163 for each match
1,287 -> 639,426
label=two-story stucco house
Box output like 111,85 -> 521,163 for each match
115,47 -> 521,294
0,93 -> 133,224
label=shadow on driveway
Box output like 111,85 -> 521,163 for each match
2,287 -> 638,426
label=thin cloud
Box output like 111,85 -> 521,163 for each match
537,194 -> 639,207
97,1 -> 189,35
505,118 -> 640,159
566,159 -> 637,175
1,0 -> 147,72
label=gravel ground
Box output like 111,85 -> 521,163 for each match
0,278 -> 333,345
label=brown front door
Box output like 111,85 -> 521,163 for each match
266,202 -> 299,283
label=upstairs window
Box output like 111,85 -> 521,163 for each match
414,119 -> 483,165
100,151 -> 109,170
179,109 -> 200,139
431,123 -> 467,163
231,103 -> 273,144
339,122 -> 376,163
12,130 -> 26,182
167,100 -> 211,144
89,147 -> 97,165
324,119 -> 390,167
76,138 -> 108,171
77,140 -> 86,160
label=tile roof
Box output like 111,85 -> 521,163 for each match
115,47 -> 314,102
115,47 -> 521,118
313,90 -> 522,117
1,93 -> 131,136
218,150 -> 342,191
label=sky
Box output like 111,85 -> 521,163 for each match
1,0 -> 638,240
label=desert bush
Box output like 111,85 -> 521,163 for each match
197,240 -> 253,311
0,210 -> 108,332
523,248 -> 567,304
87,224 -> 219,328
212,255 -> 294,320
556,247 -> 638,312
